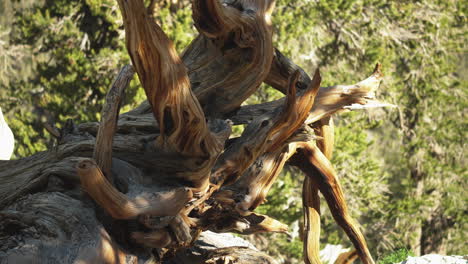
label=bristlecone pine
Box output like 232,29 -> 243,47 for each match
0,0 -> 391,263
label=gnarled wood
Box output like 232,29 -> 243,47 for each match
213,69 -> 321,187
231,64 -> 384,126
302,176 -> 322,264
117,0 -> 222,191
293,143 -> 375,264
0,0 -> 394,260
183,0 -> 275,116
302,114 -> 335,264
93,65 -> 134,183
77,159 -> 192,219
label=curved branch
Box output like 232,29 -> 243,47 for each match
77,159 -> 192,219
117,0 -> 220,155
266,48 -> 312,94
116,0 -> 222,190
293,143 -> 375,264
192,0 -> 244,38
93,65 -> 134,182
302,176 -> 321,264
231,64 -> 385,125
212,69 -> 321,186
183,0 -> 275,117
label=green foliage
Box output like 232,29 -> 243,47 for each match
378,248 -> 414,264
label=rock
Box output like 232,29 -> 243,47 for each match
397,254 -> 467,264
167,231 -> 277,264
319,244 -> 352,264
0,107 -> 14,160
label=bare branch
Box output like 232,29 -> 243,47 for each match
183,0 -> 276,117
116,0 -> 223,190
77,159 -> 192,219
266,48 -> 312,94
231,64 -> 385,125
213,69 -> 321,186
93,65 -> 134,182
302,176 -> 321,264
293,143 -> 375,264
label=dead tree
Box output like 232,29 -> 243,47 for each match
0,0 -> 390,263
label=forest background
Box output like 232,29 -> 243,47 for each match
0,0 -> 466,263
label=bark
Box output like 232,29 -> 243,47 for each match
0,0 -> 391,263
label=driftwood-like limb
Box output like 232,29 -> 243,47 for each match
302,176 -> 322,264
266,48 -> 312,94
231,64 -> 385,126
294,143 -> 375,264
213,69 -> 321,186
314,116 -> 334,160
302,115 -> 334,264
77,159 -> 192,219
183,0 -> 275,116
192,0 -> 244,38
93,65 -> 134,182
117,0 -> 222,191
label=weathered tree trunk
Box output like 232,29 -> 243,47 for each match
0,0 -> 390,263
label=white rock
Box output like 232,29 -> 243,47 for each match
396,254 -> 467,264
0,107 -> 14,160
319,244 -> 350,264
198,231 -> 257,250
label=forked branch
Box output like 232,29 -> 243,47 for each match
231,64 -> 385,125
116,0 -> 221,157
293,143 -> 375,264
213,69 -> 321,186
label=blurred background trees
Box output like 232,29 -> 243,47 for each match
0,0 -> 466,262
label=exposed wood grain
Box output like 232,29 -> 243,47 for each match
294,143 -> 375,264
213,69 -> 321,187
117,0 -> 222,191
93,65 -> 134,183
77,159 -> 192,219
183,0 -> 275,116
302,176 -> 322,264
231,64 -> 384,126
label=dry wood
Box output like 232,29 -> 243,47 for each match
302,176 -> 322,264
212,69 -> 321,187
293,143 -> 375,264
77,159 -> 192,219
93,65 -> 134,183
185,0 -> 275,116
0,0 -> 394,262
117,0 -> 223,191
